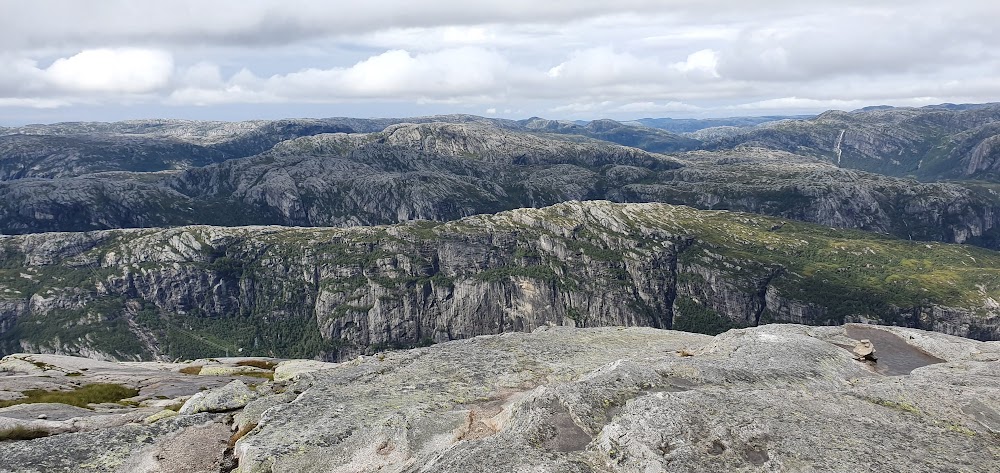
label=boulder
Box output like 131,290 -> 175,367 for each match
853,339 -> 877,361
179,380 -> 256,415
273,360 -> 338,382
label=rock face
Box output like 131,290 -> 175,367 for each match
0,201 -> 998,363
2,324 -> 997,472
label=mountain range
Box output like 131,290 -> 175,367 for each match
3,104 -> 1000,361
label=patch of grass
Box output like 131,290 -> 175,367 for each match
0,383 -> 139,410
0,426 -> 50,442
236,360 -> 278,371
178,365 -> 203,375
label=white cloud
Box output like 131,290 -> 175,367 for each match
0,97 -> 70,109
672,49 -> 719,77
546,47 -> 664,84
614,101 -> 703,113
45,49 -> 173,93
2,1 -> 1000,119
169,48 -> 513,105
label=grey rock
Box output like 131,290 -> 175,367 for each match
226,324 -> 1000,472
179,380 -> 256,414
0,324 -> 995,472
853,339 -> 877,360
273,360 -> 338,383
0,413 -> 227,473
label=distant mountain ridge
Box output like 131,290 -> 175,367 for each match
623,115 -> 813,133
3,104 -> 1000,248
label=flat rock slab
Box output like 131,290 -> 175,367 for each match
0,413 -> 228,473
0,403 -> 96,421
232,325 -> 999,472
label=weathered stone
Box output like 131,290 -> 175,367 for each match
853,338 -> 877,360
179,380 -> 256,415
0,324 -> 997,472
229,325 -> 999,472
144,409 -> 179,424
272,360 -> 337,382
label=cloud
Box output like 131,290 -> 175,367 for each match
45,49 -> 174,93
0,98 -> 70,109
672,49 -> 719,78
2,1 -> 1000,119
614,101 -> 703,113
169,47 -> 513,105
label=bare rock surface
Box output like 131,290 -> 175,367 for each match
179,380 -> 256,415
1,324 -> 998,472
230,324 -> 998,472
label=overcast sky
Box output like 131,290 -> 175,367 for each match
0,0 -> 997,124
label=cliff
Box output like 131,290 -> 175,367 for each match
1,201 -> 997,362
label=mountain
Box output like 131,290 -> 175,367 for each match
519,117 -> 701,153
1,201 -> 997,362
2,324 -> 998,472
0,115 -> 527,179
705,104 -> 1000,181
2,121 -> 1000,251
624,115 -> 813,133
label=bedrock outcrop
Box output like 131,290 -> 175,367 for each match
1,324 -> 998,472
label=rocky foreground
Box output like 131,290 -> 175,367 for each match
1,323 -> 998,472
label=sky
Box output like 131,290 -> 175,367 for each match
0,0 -> 998,125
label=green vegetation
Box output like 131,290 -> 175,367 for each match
617,204 -> 1000,324
672,297 -> 748,335
236,359 -> 278,371
0,383 -> 139,410
0,297 -> 149,359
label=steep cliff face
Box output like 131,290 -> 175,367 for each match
0,201 -> 997,362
